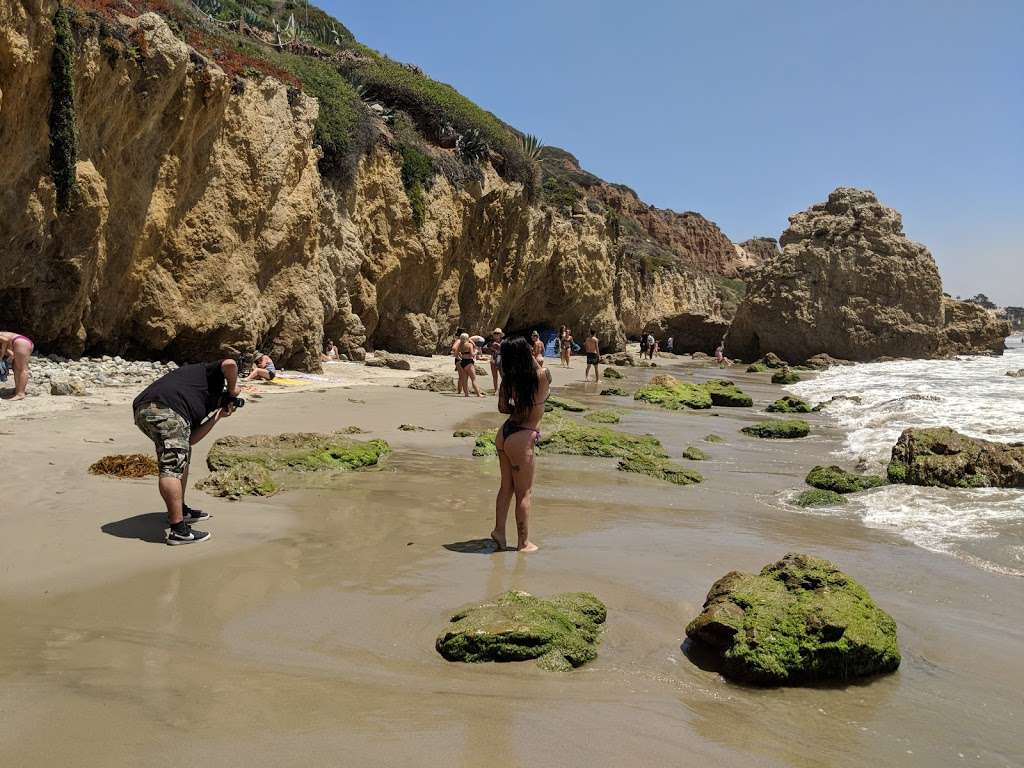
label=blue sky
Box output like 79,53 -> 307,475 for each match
327,0 -> 1022,305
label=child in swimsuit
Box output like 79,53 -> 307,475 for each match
0,331 -> 34,400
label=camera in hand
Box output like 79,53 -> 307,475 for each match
220,393 -> 245,409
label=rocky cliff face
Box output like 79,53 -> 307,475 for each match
0,2 -> 736,366
727,188 -> 1008,362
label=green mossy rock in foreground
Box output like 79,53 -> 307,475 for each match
436,590 -> 607,671
771,367 -> 802,385
472,431 -> 497,457
795,489 -> 847,508
742,419 -> 810,439
806,465 -> 886,494
682,446 -> 708,461
634,375 -> 712,410
600,386 -> 630,396
618,456 -> 703,485
539,419 -> 667,461
746,362 -> 769,373
584,409 -> 622,424
767,395 -> 812,414
886,427 -> 1024,488
686,553 -> 900,685
704,433 -> 725,443
603,367 -> 624,379
202,432 -> 390,497
703,379 -> 754,407
545,395 -> 587,412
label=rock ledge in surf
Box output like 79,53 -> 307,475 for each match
886,427 -> 1024,488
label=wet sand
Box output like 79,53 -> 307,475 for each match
1,357 -> 1021,767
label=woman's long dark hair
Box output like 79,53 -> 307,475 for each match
499,337 -> 538,417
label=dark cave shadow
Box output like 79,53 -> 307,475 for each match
100,512 -> 168,544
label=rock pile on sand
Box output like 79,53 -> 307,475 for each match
22,356 -> 177,396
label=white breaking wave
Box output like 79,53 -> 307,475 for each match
785,338 -> 1024,576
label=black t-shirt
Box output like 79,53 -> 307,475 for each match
133,362 -> 226,428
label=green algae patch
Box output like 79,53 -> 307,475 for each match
603,367 -> 624,379
703,379 -> 753,407
472,431 -> 497,457
618,456 -> 703,485
436,590 -> 607,671
686,553 -> 900,685
197,463 -> 280,499
539,419 -> 667,461
682,446 -> 708,461
741,419 -> 810,439
767,396 -> 812,414
704,433 -> 725,444
795,489 -> 847,508
584,409 -> 622,424
634,375 -> 712,410
806,465 -> 886,494
771,367 -> 802,385
202,432 -> 389,497
600,386 -> 630,397
545,395 -> 587,412
746,362 -> 769,373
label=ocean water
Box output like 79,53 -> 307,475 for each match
788,337 -> 1024,576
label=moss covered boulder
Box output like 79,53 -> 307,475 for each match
202,432 -> 390,497
408,372 -> 456,392
618,456 -> 703,485
771,367 -> 802,385
436,590 -> 607,671
584,409 -> 621,424
747,353 -> 787,372
545,395 -> 587,412
703,379 -> 753,407
603,367 -> 624,379
806,465 -> 886,494
600,386 -> 630,397
704,433 -> 725,443
472,431 -> 497,457
685,553 -> 900,685
886,427 -> 1024,488
794,489 -> 847,508
539,419 -> 667,461
634,375 -> 712,410
683,446 -> 708,461
741,419 -> 810,439
767,395 -> 812,414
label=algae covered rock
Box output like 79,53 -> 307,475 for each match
618,456 -> 703,485
741,419 -> 810,439
685,553 -> 900,685
436,590 -> 607,671
806,465 -> 886,494
408,373 -> 456,392
703,379 -> 753,407
704,433 -> 725,443
603,367 -> 624,379
795,489 -> 847,508
812,394 -> 863,412
682,446 -> 708,461
452,429 -> 474,438
600,386 -> 630,397
747,353 -> 786,372
634,375 -> 712,410
539,419 -> 667,461
771,367 -> 802,384
202,432 -> 390,497
472,431 -> 497,457
746,362 -> 769,373
767,395 -> 812,413
584,409 -> 621,424
545,395 -> 587,412
886,427 -> 1024,488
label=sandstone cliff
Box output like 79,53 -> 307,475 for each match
0,1 -> 739,367
727,188 -> 1009,362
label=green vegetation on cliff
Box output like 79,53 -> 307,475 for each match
50,4 -> 78,212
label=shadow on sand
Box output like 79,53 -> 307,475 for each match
443,538 -> 502,554
101,513 -> 168,544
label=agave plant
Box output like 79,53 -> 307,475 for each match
457,128 -> 488,164
517,132 -> 544,160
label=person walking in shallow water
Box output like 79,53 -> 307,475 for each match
584,328 -> 601,381
491,336 -> 550,552
0,331 -> 34,400
456,332 -> 483,397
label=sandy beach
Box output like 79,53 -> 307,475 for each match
1,354 -> 1021,767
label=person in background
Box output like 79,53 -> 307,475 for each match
638,333 -> 647,358
245,352 -> 277,381
132,358 -> 241,545
0,330 -> 33,400
451,327 -> 468,395
492,336 -> 550,552
646,332 -> 656,360
487,328 -> 504,394
531,330 -> 545,366
456,332 -> 483,397
321,339 -> 339,361
666,336 -> 674,354
558,325 -> 572,368
584,328 -> 601,381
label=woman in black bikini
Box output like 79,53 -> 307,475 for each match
456,333 -> 483,397
487,328 -> 503,394
491,336 -> 550,552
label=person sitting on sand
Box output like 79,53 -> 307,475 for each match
492,336 -> 551,552
133,358 -> 241,545
0,330 -> 34,400
321,339 -> 339,361
487,328 -> 504,394
246,352 -> 276,381
456,332 -> 483,398
584,328 -> 601,381
531,330 -> 545,366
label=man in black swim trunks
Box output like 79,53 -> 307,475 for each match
584,328 -> 601,381
132,358 -> 241,545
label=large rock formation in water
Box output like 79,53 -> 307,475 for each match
887,427 -> 1024,488
727,188 -> 1009,362
0,2 -> 741,367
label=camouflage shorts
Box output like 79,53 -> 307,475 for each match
134,403 -> 192,478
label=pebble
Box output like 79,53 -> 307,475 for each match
22,354 -> 178,397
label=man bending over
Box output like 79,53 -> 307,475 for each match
133,359 -> 241,545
